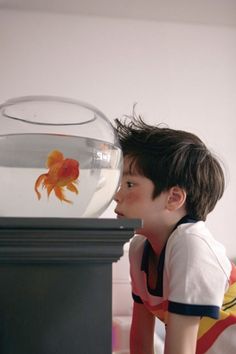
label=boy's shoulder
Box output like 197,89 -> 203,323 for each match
129,234 -> 146,259
129,233 -> 146,248
166,221 -> 231,277
168,221 -> 219,249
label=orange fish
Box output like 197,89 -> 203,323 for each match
35,150 -> 79,204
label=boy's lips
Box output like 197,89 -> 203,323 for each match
114,210 -> 125,218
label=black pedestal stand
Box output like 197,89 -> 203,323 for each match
0,218 -> 141,354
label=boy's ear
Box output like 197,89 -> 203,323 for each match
166,186 -> 186,211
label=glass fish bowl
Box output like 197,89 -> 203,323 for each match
0,96 -> 122,217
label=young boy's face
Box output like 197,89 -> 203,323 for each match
114,156 -> 169,234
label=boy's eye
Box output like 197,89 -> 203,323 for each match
126,181 -> 134,188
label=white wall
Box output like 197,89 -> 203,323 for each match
0,9 -> 236,258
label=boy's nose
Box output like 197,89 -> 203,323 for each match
114,187 -> 122,202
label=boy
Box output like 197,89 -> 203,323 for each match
114,116 -> 236,354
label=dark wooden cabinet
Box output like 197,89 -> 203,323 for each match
0,218 -> 141,354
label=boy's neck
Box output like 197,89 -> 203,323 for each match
148,211 -> 188,255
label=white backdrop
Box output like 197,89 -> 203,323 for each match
0,9 -> 235,258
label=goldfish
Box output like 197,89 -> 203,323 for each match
34,149 -> 79,204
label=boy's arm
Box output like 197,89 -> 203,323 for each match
130,301 -> 155,354
164,312 -> 200,354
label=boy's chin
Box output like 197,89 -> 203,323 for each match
134,226 -> 145,235
115,214 -> 125,219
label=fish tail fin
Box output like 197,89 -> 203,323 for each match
46,184 -> 54,198
54,186 -> 72,204
34,174 -> 46,200
66,182 -> 79,195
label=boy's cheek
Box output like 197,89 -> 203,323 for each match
125,194 -> 142,204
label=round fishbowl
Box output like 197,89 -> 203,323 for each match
0,96 -> 122,217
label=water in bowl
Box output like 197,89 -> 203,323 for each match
0,133 -> 122,217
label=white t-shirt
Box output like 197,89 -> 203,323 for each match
129,219 -> 236,354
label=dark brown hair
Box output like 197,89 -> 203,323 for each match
115,115 -> 225,221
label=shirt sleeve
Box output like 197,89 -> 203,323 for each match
129,234 -> 146,303
165,228 -> 230,319
132,292 -> 144,303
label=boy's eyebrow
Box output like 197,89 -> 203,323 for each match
123,170 -> 138,176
